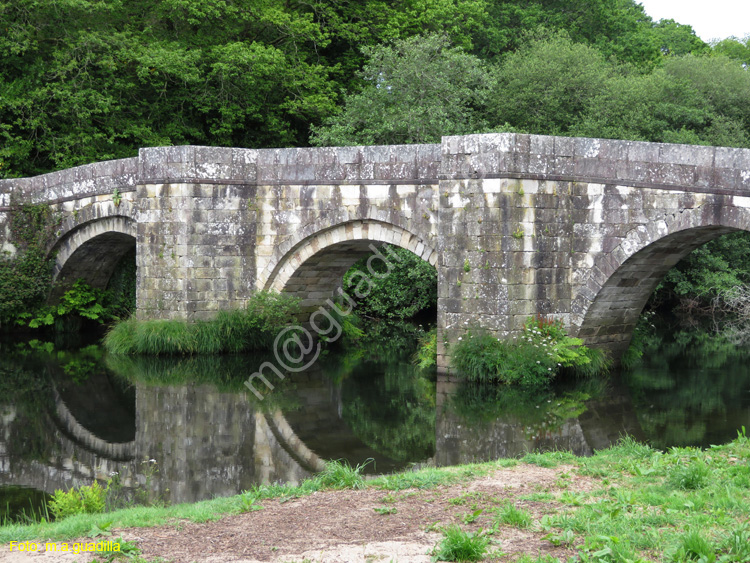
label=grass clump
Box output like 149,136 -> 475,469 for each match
431,525 -> 489,562
668,459 -> 711,490
314,459 -> 369,490
668,530 -> 717,562
494,504 -> 533,529
450,315 -> 610,387
104,291 -> 299,355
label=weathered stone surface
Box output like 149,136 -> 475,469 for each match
2,134 -> 750,369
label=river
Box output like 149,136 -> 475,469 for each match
1,317 -> 749,521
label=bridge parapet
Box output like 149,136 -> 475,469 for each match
138,144 -> 441,186
442,133 -> 750,194
0,157 -> 138,209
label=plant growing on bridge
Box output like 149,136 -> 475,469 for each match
0,203 -> 60,329
17,279 -> 112,329
451,316 -> 609,386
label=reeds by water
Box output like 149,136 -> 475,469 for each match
103,291 -> 299,355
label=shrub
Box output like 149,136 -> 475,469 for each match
342,244 -> 437,320
450,316 -> 609,386
48,481 -> 106,520
451,331 -> 557,386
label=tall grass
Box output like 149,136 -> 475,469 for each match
104,291 -> 299,355
313,459 -> 370,490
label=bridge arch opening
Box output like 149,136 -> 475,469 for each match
49,217 -> 136,304
578,224 -> 749,362
264,220 -> 437,319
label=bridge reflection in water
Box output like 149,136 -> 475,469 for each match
1,350 -> 651,506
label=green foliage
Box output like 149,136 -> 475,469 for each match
342,245 -> 437,320
48,482 -> 106,520
712,35 -> 750,67
431,525 -> 489,562
311,33 -> 492,146
0,204 -> 60,328
413,327 -> 437,371
652,232 -> 750,311
17,279 -> 112,329
103,291 -> 299,355
451,316 -> 609,387
450,330 -> 556,386
490,31 -> 612,136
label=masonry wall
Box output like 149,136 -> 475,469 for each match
136,144 -> 440,320
436,134 -> 750,367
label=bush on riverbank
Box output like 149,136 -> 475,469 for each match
451,316 -> 609,386
103,291 -> 300,355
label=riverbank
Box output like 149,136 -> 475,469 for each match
2,434 -> 750,562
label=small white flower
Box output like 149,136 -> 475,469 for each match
536,361 -> 540,364
458,337 -> 463,341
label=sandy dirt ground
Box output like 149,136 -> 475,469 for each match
1,465 -> 596,563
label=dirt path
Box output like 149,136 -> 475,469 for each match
1,465 -> 595,563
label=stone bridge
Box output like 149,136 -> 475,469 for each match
2,133 -> 750,366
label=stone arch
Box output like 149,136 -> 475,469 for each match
262,220 -> 437,315
49,215 -> 137,301
574,199 -> 750,361
51,385 -> 136,461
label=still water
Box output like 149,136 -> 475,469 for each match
1,319 -> 749,518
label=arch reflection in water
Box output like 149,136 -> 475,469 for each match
3,321 -> 749,507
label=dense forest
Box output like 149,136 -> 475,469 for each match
1,0 -> 750,329
1,0 -> 749,178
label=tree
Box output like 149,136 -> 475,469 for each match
310,34 -> 492,146
0,0 -> 339,176
488,32 -> 613,136
712,36 -> 750,67
651,19 -> 710,57
472,0 -> 664,66
571,55 -> 750,149
343,245 -> 437,320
